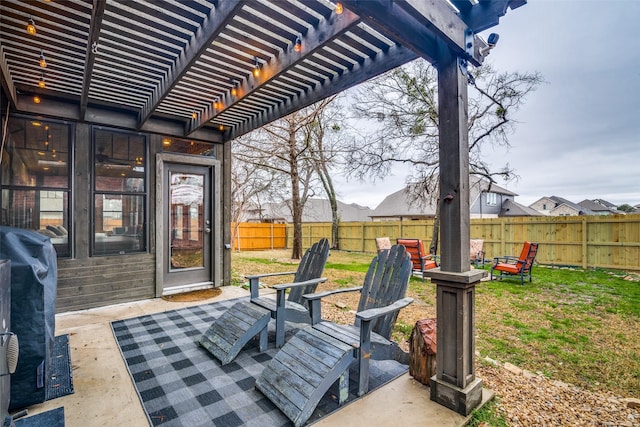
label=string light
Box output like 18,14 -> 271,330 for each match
191,111 -> 197,119
38,73 -> 46,88
294,36 -> 302,52
335,2 -> 344,14
39,50 -> 47,68
230,80 -> 238,97
218,124 -> 224,131
253,57 -> 261,77
26,18 -> 37,35
33,96 -> 41,104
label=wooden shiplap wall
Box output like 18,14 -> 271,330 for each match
56,253 -> 155,312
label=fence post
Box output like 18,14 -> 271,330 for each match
500,217 -> 506,255
582,216 -> 588,269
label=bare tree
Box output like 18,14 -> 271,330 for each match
234,102 -> 333,259
229,158 -> 283,250
346,59 -> 543,252
348,59 -> 542,189
306,96 -> 344,249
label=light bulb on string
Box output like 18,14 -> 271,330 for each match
26,18 -> 37,35
39,50 -> 47,68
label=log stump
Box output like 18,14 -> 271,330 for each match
409,318 -> 437,386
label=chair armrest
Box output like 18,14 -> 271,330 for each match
303,286 -> 363,302
245,271 -> 297,280
356,297 -> 414,322
272,277 -> 328,291
245,271 -> 298,298
303,286 -> 363,325
492,256 -> 521,265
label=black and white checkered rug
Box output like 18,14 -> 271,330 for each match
111,297 -> 408,427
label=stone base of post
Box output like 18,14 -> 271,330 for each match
430,375 -> 483,416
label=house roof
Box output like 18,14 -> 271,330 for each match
0,0 -> 522,143
370,176 -> 516,218
549,196 -> 596,215
500,199 -> 542,216
250,198 -> 372,223
578,199 -> 621,214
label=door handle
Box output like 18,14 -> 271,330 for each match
205,227 -> 211,233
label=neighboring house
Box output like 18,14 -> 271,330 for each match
530,196 -> 596,216
369,177 -> 536,220
245,198 -> 373,223
577,199 -> 623,215
500,199 -> 543,217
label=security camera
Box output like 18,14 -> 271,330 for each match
487,33 -> 499,47
479,33 -> 500,57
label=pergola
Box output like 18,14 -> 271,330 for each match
1,0 -> 526,416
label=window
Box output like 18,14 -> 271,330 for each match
92,128 -> 147,255
0,117 -> 71,257
161,137 -> 216,157
486,192 -> 497,206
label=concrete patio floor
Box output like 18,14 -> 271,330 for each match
16,286 -> 489,426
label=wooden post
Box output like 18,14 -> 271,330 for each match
426,45 -> 484,416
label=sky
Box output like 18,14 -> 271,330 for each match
335,0 -> 640,209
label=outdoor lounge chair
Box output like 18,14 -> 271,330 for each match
396,238 -> 438,281
199,238 -> 330,364
255,244 -> 413,427
470,238 -> 486,267
375,236 -> 392,253
490,241 -> 539,285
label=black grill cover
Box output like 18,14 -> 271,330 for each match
0,226 -> 57,411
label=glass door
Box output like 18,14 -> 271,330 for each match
162,163 -> 212,291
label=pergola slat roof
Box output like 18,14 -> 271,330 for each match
1,0 -> 523,143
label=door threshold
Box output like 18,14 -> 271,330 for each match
162,282 -> 214,296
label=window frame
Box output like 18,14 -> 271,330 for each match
0,115 -> 74,257
91,126 -> 149,256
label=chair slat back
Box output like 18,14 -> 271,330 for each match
522,242 -> 539,272
396,238 -> 426,271
288,238 -> 330,303
356,244 -> 412,339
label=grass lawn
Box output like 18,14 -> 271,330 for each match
231,249 -> 640,399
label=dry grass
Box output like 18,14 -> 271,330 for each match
232,249 -> 640,399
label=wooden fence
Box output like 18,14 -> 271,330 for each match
233,215 -> 640,271
231,222 -> 286,251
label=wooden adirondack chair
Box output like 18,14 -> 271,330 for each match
248,237 -> 330,347
396,238 -> 438,281
490,242 -> 539,285
200,239 -> 330,364
256,244 -> 413,427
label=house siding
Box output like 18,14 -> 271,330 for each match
57,253 -> 155,312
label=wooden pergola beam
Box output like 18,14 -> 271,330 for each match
455,0 -> 527,33
227,44 -> 416,141
137,0 -> 246,128
340,0 -> 483,66
80,0 -> 106,120
185,8 -> 362,137
0,45 -> 18,108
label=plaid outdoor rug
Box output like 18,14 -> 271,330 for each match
111,297 -> 408,427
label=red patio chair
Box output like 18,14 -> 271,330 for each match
490,242 -> 539,285
396,238 -> 438,281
